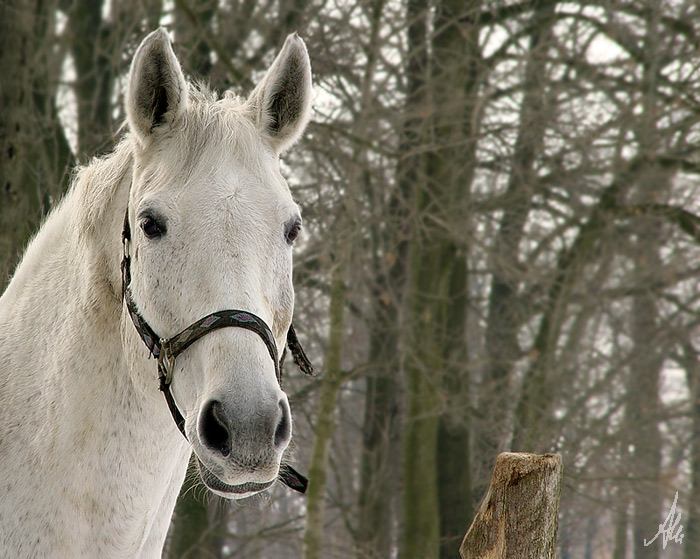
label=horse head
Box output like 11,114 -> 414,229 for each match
122,28 -> 312,499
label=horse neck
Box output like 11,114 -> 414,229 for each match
0,142 -> 190,556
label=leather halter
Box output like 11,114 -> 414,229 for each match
120,209 -> 312,494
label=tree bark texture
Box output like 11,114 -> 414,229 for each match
460,452 -> 563,559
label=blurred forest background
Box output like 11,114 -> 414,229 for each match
2,0 -> 700,558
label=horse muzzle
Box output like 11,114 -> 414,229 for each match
192,394 -> 292,498
196,458 -> 276,497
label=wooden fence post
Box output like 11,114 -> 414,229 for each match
460,452 -> 563,559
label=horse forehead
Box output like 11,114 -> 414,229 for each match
135,139 -> 293,216
185,164 -> 296,230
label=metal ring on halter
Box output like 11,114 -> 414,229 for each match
157,339 -> 175,386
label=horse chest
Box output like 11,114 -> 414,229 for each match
0,303 -> 188,558
0,408 -> 188,558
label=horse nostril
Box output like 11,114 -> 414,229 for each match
274,399 -> 291,449
200,400 -> 231,457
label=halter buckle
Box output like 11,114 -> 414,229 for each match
122,236 -> 130,260
157,339 -> 175,388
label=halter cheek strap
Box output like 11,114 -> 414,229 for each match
121,210 -> 313,494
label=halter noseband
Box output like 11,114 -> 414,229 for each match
121,209 -> 312,494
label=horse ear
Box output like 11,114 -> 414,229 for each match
247,34 -> 312,153
126,28 -> 188,147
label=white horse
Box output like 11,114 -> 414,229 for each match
0,28 -> 312,557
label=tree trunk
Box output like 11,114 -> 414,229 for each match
584,517 -> 596,559
302,266 -> 347,559
70,0 -> 113,159
354,1 -> 404,557
0,0 -> 36,286
400,1 -> 482,557
628,279 -> 663,559
357,328 -> 400,559
437,252 -> 471,559
429,2 -> 481,556
612,482 -> 629,559
397,1 -> 438,557
628,6 -> 668,557
682,342 -> 700,559
460,452 -> 563,559
0,0 -> 69,290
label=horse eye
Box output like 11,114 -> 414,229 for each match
286,223 -> 301,245
141,215 -> 165,239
